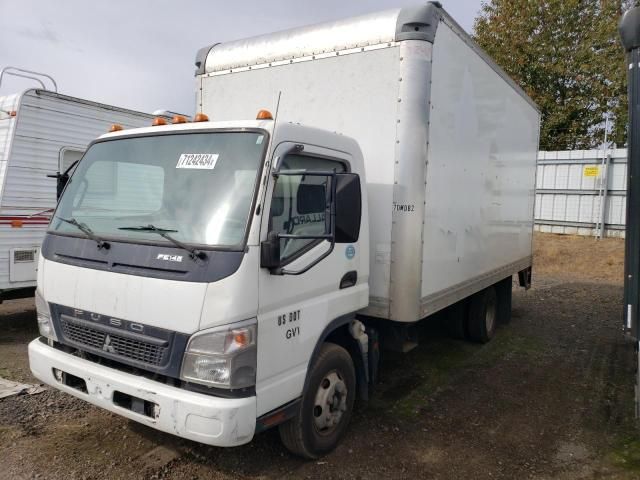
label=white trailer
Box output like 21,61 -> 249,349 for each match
29,3 -> 540,459
0,68 -> 165,301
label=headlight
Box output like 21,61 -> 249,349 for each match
35,289 -> 57,341
181,319 -> 257,389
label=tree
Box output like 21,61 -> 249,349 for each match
473,0 -> 634,150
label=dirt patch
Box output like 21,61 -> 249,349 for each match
0,297 -> 39,383
0,233 -> 638,479
534,232 -> 624,284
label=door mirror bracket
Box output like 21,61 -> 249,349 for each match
47,159 -> 80,200
260,232 -> 281,271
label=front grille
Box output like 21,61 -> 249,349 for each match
60,317 -> 167,366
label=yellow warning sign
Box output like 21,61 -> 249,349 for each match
583,166 -> 600,177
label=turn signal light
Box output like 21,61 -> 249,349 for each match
172,115 -> 188,124
193,113 -> 209,122
109,124 -> 124,132
152,117 -> 168,126
234,332 -> 250,347
256,109 -> 273,120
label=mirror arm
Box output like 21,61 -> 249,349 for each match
47,159 -> 80,200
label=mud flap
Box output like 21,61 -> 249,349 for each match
518,267 -> 532,290
367,327 -> 380,386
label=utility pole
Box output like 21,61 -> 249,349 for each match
597,116 -> 610,240
620,6 -> 640,417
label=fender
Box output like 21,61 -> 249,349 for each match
302,313 -> 371,402
302,313 -> 355,391
255,312 -> 367,432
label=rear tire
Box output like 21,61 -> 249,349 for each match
467,287 -> 497,343
279,342 -> 356,459
495,277 -> 513,325
445,300 -> 468,339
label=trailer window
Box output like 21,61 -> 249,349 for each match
59,148 -> 84,173
269,154 -> 345,261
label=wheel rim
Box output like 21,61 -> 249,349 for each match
313,370 -> 348,435
485,295 -> 497,333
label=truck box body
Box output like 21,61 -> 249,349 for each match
195,5 -> 540,322
0,89 -> 160,298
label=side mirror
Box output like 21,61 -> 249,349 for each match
47,159 -> 79,201
260,231 -> 281,269
335,173 -> 361,243
47,172 -> 69,200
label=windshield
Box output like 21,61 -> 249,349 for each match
50,131 -> 267,248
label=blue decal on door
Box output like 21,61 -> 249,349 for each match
345,245 -> 356,260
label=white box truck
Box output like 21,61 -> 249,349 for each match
28,3 -> 539,458
0,67 -> 167,302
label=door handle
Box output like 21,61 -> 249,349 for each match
340,271 -> 357,289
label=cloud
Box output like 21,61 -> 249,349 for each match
15,24 -> 59,44
0,0 -> 482,114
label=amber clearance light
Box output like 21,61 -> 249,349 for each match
193,113 -> 209,122
109,124 -> 124,132
152,117 -> 168,126
256,109 -> 273,120
172,115 -> 189,124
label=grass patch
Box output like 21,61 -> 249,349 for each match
369,325 -> 544,418
607,434 -> 640,472
474,328 -> 544,365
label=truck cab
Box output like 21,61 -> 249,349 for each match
29,114 -> 369,457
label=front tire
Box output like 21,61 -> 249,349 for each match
279,343 -> 356,459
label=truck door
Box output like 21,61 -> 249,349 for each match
256,143 -> 361,416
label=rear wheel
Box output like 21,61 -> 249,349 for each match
467,287 -> 497,343
279,342 -> 356,459
495,276 -> 513,325
445,300 -> 468,339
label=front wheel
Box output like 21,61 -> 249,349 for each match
279,342 -> 356,459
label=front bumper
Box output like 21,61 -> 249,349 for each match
28,338 -> 256,447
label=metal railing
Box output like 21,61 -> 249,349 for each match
0,66 -> 57,92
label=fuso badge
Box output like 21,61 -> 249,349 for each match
346,245 -> 356,260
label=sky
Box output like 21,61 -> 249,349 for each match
0,0 -> 483,116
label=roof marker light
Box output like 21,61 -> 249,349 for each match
152,117 -> 168,126
109,124 -> 124,132
193,113 -> 209,122
172,115 -> 189,124
256,109 -> 273,120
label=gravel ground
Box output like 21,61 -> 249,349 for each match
1,233 -> 639,479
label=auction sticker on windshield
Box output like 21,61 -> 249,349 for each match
176,153 -> 219,169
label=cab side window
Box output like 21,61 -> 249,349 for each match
269,154 -> 346,262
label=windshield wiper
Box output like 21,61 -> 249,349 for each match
56,217 -> 110,250
118,224 -> 207,260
